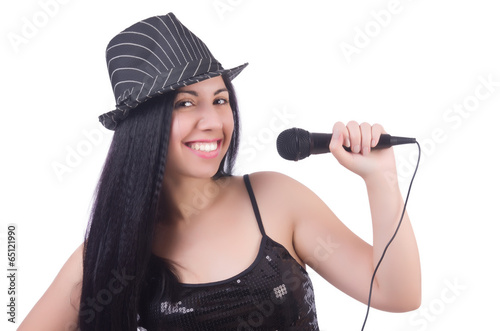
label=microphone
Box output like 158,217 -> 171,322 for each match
276,127 -> 416,161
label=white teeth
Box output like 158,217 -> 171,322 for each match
188,142 -> 218,152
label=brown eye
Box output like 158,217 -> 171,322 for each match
214,98 -> 228,105
175,100 -> 194,108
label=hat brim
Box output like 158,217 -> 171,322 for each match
99,62 -> 248,130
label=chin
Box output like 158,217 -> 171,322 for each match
187,163 -> 224,179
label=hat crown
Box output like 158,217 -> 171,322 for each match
99,13 -> 247,130
106,13 -> 219,108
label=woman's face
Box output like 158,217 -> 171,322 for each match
165,76 -> 234,180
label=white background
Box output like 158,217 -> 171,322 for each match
1,0 -> 499,330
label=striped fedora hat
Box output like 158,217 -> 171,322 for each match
99,13 -> 248,130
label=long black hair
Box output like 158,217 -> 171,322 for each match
78,75 -> 240,330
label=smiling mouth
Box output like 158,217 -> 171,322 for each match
184,140 -> 222,158
186,141 -> 219,152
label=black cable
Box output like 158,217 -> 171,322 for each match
361,141 -> 421,331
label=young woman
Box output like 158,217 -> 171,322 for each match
19,12 -> 421,330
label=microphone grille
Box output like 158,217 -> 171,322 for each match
276,128 -> 311,161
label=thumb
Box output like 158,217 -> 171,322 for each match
329,127 -> 353,168
329,128 -> 349,154
329,129 -> 341,150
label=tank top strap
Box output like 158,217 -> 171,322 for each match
243,174 -> 266,236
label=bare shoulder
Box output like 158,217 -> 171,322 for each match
244,172 -> 317,266
18,243 -> 84,331
246,171 -> 318,209
246,171 -> 302,193
246,170 -> 293,182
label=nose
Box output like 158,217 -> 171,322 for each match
197,103 -> 225,131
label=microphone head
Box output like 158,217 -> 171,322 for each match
276,128 -> 311,161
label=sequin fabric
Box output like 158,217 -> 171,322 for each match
139,175 -> 319,330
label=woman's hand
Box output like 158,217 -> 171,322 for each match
329,121 -> 397,181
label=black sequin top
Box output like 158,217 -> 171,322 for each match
139,175 -> 319,330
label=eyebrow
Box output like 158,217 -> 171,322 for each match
176,88 -> 228,97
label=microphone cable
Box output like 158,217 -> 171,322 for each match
361,141 -> 421,330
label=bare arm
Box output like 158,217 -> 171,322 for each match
262,121 -> 420,312
362,170 -> 421,311
18,243 -> 83,331
328,121 -> 421,311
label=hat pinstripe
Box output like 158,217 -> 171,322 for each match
99,13 -> 248,130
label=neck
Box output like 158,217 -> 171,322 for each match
159,175 -> 230,225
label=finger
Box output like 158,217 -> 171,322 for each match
330,122 -> 354,169
371,123 -> 385,147
346,120 -> 361,153
330,122 -> 349,151
360,122 -> 372,155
